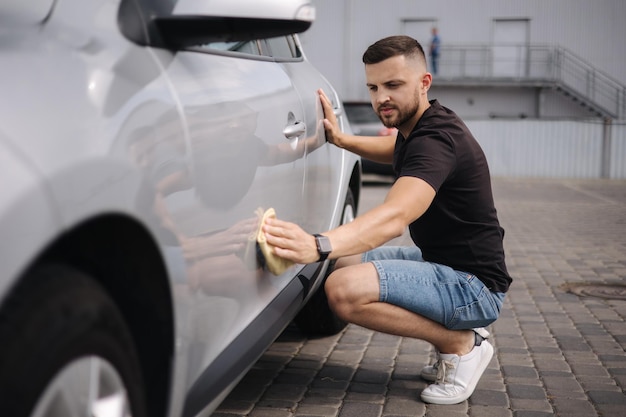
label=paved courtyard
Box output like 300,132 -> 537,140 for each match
214,177 -> 626,417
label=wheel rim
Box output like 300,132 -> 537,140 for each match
31,356 -> 131,417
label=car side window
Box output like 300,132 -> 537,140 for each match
186,36 -> 302,62
264,36 -> 301,61
192,40 -> 262,57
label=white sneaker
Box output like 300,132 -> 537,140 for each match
420,340 -> 494,405
420,354 -> 439,383
420,328 -> 490,383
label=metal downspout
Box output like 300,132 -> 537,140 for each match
601,118 -> 612,178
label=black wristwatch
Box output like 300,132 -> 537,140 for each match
313,234 -> 332,262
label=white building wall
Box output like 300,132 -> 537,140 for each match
302,1 -> 626,179
302,0 -> 626,103
433,87 -> 538,119
466,120 -> 605,178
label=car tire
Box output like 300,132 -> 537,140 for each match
0,264 -> 147,417
294,189 -> 356,336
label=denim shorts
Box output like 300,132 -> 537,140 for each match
363,246 -> 505,330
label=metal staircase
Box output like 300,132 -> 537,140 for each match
433,44 -> 626,120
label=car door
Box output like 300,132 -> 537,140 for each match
272,35 -> 347,235
159,39 -> 310,389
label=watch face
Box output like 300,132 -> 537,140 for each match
317,235 -> 332,254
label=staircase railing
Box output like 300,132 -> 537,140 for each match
436,44 -> 626,119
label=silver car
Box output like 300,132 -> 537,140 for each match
0,1 -> 361,416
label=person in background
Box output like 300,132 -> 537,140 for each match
429,27 -> 441,75
262,35 -> 511,405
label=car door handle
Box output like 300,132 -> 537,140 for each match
283,120 -> 306,139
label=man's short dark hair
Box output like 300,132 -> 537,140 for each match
362,35 -> 426,65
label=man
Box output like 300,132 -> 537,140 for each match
429,27 -> 440,75
262,35 -> 511,404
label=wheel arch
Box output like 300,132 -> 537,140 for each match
16,214 -> 175,417
349,159 -> 362,214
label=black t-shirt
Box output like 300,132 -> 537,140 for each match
394,100 -> 512,293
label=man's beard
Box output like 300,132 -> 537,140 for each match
377,98 -> 420,129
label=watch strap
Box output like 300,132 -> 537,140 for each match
313,233 -> 331,262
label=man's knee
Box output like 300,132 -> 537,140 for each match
324,263 -> 379,320
324,269 -> 351,318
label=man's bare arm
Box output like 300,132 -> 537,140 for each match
262,176 -> 436,264
323,176 -> 435,257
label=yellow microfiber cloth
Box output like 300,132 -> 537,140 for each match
256,208 -> 294,275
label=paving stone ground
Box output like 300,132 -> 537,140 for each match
214,177 -> 626,417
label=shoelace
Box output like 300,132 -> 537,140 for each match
434,359 -> 456,384
430,329 -> 484,384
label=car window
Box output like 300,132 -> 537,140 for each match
264,36 -> 301,60
186,36 -> 301,62
194,40 -> 262,56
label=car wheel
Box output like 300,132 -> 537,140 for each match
0,264 -> 147,417
295,189 -> 356,335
